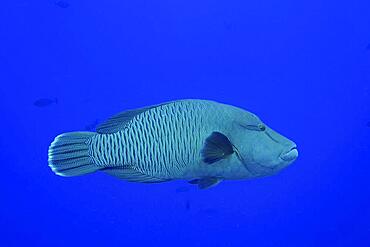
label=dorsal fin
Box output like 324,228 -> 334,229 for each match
96,107 -> 151,134
96,100 -> 184,134
102,166 -> 170,183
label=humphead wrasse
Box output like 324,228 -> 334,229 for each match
48,99 -> 298,189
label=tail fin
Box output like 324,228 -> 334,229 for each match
48,132 -> 99,176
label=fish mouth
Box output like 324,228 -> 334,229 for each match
280,146 -> 299,162
236,147 -> 298,176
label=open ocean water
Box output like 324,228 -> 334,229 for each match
0,0 -> 369,246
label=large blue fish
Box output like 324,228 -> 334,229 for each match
48,99 -> 298,189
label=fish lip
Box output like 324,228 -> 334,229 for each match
238,147 -> 296,175
280,146 -> 298,161
236,146 -> 280,174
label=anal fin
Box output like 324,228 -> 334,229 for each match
102,166 -> 170,183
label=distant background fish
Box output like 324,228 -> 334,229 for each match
185,200 -> 191,211
175,186 -> 191,193
55,0 -> 70,8
198,208 -> 219,218
84,119 -> 100,131
33,98 -> 58,107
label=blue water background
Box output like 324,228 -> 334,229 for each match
0,0 -> 369,246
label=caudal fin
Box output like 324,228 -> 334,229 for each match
48,132 -> 99,176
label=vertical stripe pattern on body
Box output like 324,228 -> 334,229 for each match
89,101 -> 212,178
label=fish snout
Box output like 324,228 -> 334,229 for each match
280,146 -> 298,162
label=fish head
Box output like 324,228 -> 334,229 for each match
230,112 -> 298,177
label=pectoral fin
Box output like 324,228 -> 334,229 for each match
188,177 -> 222,189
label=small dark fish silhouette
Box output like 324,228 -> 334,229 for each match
55,0 -> 70,8
198,208 -> 218,217
85,119 -> 100,131
366,121 -> 370,127
175,186 -> 191,193
185,200 -> 191,211
223,20 -> 232,31
33,98 -> 58,107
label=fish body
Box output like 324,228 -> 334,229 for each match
34,98 -> 57,107
55,1 -> 70,8
84,119 -> 100,131
48,99 -> 298,189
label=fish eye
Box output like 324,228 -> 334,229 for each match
258,124 -> 266,131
